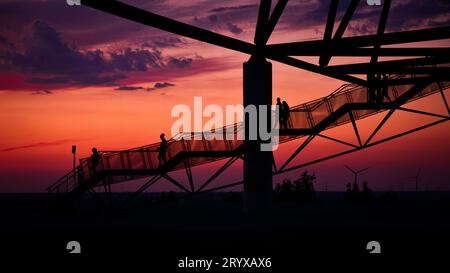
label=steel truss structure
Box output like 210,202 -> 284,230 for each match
48,0 -> 450,210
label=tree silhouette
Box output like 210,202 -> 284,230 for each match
274,171 -> 316,202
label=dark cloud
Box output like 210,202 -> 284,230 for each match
147,82 -> 175,91
209,4 -> 258,13
0,21 -> 194,90
208,15 -> 219,24
167,57 -> 193,68
31,90 -> 52,95
226,22 -> 243,34
115,86 -> 144,91
142,36 -> 185,48
110,48 -> 164,71
26,76 -> 69,84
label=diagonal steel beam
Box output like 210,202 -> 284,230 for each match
438,82 -> 450,116
261,0 -> 289,45
364,108 -> 395,146
317,133 -> 359,148
82,0 -> 255,55
397,107 -> 450,119
319,0 -> 339,66
276,117 -> 449,175
83,0 -> 359,84
323,0 -> 339,41
370,0 -> 392,64
255,0 -> 272,45
163,174 -> 191,193
279,134 -> 315,172
268,55 -> 367,85
349,111 -> 363,147
196,157 -> 239,192
320,0 -> 360,66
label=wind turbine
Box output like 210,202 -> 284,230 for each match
345,165 -> 369,189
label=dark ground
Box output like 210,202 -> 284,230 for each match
1,191 -> 449,270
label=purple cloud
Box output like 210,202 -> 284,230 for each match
0,21 -> 194,90
226,22 -> 243,34
147,82 -> 175,91
115,86 -> 145,91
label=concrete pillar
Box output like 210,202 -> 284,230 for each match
243,54 -> 273,213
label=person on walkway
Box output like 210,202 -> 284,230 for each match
281,100 -> 291,129
90,147 -> 101,173
276,97 -> 283,130
158,133 -> 168,167
381,74 -> 391,102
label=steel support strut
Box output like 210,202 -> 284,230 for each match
243,55 -> 273,212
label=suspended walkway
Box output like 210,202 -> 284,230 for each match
48,76 -> 450,207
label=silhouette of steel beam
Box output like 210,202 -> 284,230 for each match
438,82 -> 450,116
320,0 -> 359,66
387,75 -> 450,86
269,55 -> 367,85
326,66 -> 450,75
326,57 -> 450,73
349,111 -> 362,147
121,175 -> 162,208
183,159 -> 194,192
279,135 -> 315,172
82,0 -> 255,55
287,47 -> 450,57
254,0 -> 272,45
397,107 -> 450,120
317,133 -> 359,149
322,0 -> 339,42
196,181 -> 244,194
265,26 -> 450,55
319,0 -> 339,67
196,157 -> 239,192
364,109 -> 395,146
260,0 -> 289,45
371,0 -> 391,65
162,174 -> 191,193
83,0 -> 362,85
276,117 -> 449,175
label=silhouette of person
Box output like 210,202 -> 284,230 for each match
90,147 -> 101,173
367,73 -> 376,103
158,133 -> 167,167
276,97 -> 283,129
381,74 -> 391,102
376,73 -> 383,103
281,100 -> 290,129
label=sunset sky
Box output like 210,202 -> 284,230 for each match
0,0 -> 449,192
